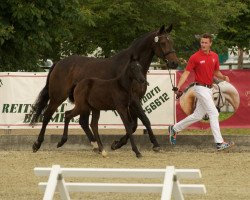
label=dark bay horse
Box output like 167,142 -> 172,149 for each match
58,57 -> 146,158
31,24 -> 179,152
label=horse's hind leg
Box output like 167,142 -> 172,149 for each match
79,113 -> 98,150
32,102 -> 59,152
90,110 -> 107,157
57,109 -> 79,148
57,111 -> 70,148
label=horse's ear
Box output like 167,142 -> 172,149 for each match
159,25 -> 165,34
165,24 -> 173,33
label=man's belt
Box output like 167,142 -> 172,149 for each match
194,82 -> 212,88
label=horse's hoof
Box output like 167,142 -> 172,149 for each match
32,142 -> 40,152
136,153 -> 143,158
153,146 -> 161,152
57,138 -> 67,148
101,150 -> 108,158
111,141 -> 120,150
57,142 -> 62,148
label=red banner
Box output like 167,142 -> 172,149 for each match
176,70 -> 250,129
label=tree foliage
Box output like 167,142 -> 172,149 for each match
216,0 -> 250,50
0,0 -> 248,71
0,0 -> 91,71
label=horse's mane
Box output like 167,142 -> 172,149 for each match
129,27 -> 172,49
109,31 -> 156,59
129,30 -> 156,47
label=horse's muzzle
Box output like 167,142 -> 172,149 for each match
137,78 -> 147,84
166,61 -> 179,69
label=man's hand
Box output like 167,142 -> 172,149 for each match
224,75 -> 230,82
172,87 -> 178,92
172,87 -> 183,99
176,90 -> 183,99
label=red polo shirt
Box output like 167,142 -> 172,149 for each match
186,49 -> 219,85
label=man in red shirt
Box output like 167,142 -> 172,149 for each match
169,33 -> 234,150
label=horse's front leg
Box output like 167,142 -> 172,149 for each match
132,99 -> 160,151
117,107 -> 142,158
111,111 -> 137,150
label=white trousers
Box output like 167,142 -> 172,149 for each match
173,85 -> 224,143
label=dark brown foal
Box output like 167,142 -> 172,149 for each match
58,57 -> 146,158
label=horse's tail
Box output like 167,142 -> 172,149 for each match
30,63 -> 56,125
68,84 -> 76,103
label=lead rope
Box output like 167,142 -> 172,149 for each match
168,68 -> 175,89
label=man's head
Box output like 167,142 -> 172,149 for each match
200,33 -> 212,53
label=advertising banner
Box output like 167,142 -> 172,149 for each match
176,70 -> 250,128
0,71 -> 175,129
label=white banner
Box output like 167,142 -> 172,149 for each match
0,71 -> 176,129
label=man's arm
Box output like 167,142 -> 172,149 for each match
172,70 -> 190,99
214,70 -> 230,82
177,70 -> 190,90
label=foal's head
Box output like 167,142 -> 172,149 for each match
128,57 -> 146,84
153,24 -> 179,69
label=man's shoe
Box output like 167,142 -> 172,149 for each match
216,141 -> 234,151
168,125 -> 177,145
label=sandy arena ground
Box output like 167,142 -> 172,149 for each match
0,148 -> 249,200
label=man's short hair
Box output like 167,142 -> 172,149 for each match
201,33 -> 212,42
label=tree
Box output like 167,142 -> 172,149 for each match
0,0 -> 247,71
0,0 -> 93,71
216,0 -> 250,68
72,1 -> 246,61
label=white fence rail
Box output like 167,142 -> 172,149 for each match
34,165 -> 206,200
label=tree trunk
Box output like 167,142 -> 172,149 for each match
238,48 -> 244,69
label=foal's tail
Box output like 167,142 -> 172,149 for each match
30,63 -> 56,125
68,79 -> 93,103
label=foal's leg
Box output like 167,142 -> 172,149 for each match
111,112 -> 137,150
32,102 -> 59,152
132,99 -> 160,151
57,109 -> 79,148
117,107 -> 142,158
111,100 -> 160,152
90,110 -> 108,157
79,113 -> 98,150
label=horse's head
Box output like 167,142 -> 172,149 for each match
212,81 -> 240,111
153,24 -> 179,69
129,56 -> 146,84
